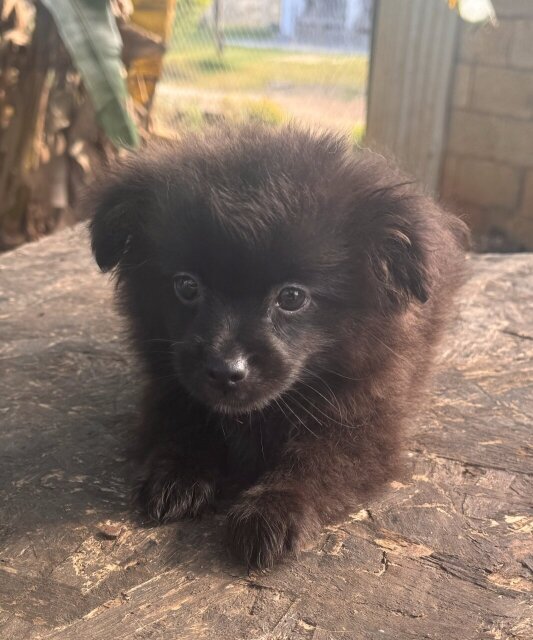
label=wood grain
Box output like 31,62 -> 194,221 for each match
0,227 -> 531,639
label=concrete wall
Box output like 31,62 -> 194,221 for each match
217,0 -> 280,28
441,1 -> 533,249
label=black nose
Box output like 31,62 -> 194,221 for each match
206,355 -> 249,387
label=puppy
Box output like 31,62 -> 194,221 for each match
88,125 -> 468,569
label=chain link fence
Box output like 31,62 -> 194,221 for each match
152,0 -> 373,139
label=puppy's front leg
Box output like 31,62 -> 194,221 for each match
227,429 -> 395,570
136,385 -> 224,523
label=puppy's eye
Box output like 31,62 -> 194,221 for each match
276,286 -> 309,312
173,273 -> 200,303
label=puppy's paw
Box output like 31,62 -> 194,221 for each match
137,462 -> 215,523
226,488 -> 311,570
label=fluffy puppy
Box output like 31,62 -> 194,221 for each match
88,125 -> 468,569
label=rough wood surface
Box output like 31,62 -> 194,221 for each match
1,226 -> 532,640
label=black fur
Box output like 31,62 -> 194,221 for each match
88,125 -> 468,570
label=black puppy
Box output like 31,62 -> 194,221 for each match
89,125 -> 467,569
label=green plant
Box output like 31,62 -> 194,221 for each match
243,98 -> 286,125
350,122 -> 366,146
41,0 -> 138,149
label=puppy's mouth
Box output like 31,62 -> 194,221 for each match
177,370 -> 281,415
211,396 -> 271,415
195,383 -> 276,415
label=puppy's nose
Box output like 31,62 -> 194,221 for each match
206,355 -> 249,387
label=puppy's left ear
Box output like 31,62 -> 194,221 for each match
369,219 -> 431,307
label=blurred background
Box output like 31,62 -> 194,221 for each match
0,0 -> 531,253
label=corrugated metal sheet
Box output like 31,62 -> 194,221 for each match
366,0 -> 459,191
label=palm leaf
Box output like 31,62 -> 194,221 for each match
41,0 -> 139,149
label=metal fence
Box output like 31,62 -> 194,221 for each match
151,0 -> 373,137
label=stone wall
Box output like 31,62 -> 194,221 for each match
441,0 -> 533,250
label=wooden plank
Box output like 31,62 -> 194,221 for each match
0,227 -> 532,639
366,0 -> 459,191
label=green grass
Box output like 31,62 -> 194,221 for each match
223,25 -> 279,41
165,29 -> 368,98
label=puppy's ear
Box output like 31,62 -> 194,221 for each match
87,169 -> 150,273
369,219 -> 431,307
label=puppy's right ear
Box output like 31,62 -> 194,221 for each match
87,170 -> 148,273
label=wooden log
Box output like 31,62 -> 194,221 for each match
0,226 -> 531,639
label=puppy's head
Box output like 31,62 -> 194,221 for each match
89,125 -> 463,414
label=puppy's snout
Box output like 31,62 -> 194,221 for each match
206,355 -> 249,388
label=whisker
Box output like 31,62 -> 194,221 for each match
312,366 -> 367,382
287,388 -> 357,431
258,418 -> 265,461
276,397 -> 318,439
300,381 -> 340,415
273,398 -> 297,434
298,372 -> 343,415
283,392 -> 323,427
361,326 -> 412,365
141,338 -> 188,346
278,396 -> 319,439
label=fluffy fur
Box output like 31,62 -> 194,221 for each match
88,125 -> 468,569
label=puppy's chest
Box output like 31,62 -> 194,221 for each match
220,415 -> 285,480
